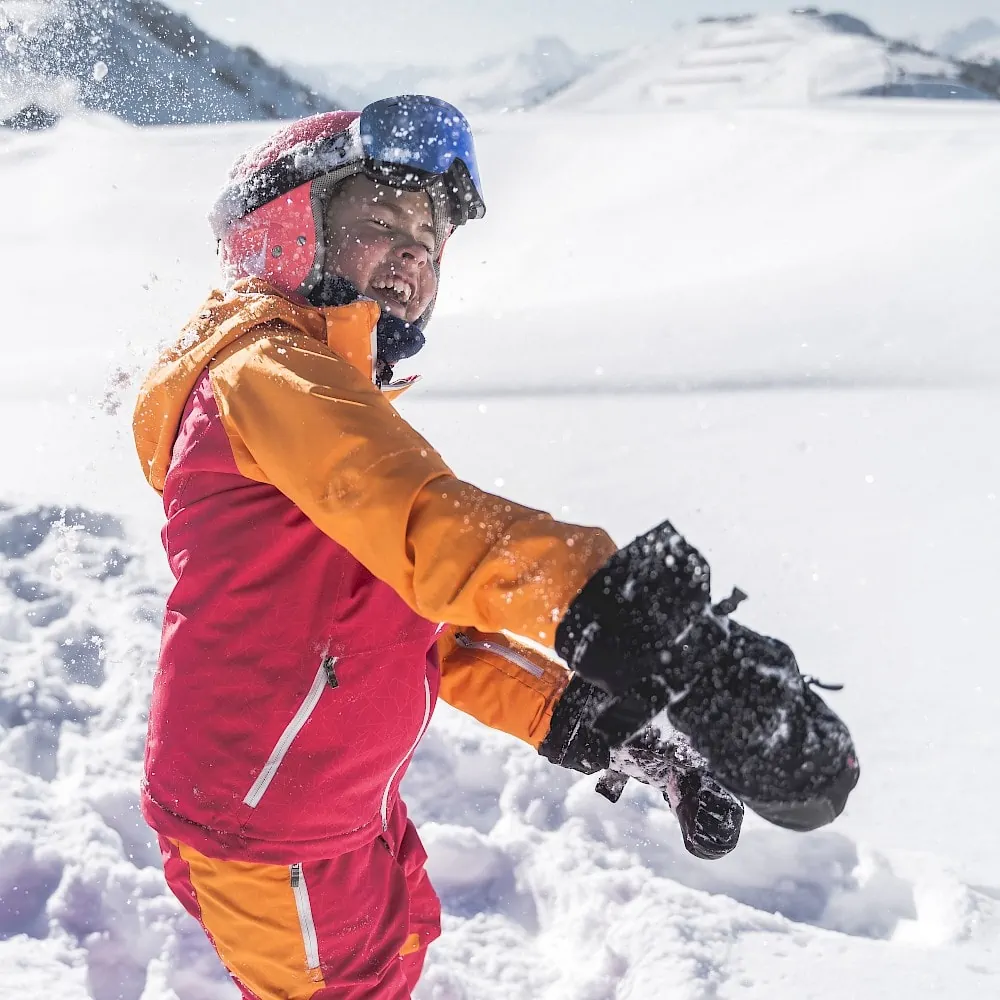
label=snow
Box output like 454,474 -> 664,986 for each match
2,93 -> 1000,998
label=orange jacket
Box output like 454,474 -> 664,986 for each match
133,280 -> 616,860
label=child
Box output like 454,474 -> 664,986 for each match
133,96 -> 858,999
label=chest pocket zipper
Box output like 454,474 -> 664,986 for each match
290,863 -> 320,970
243,660 -> 335,809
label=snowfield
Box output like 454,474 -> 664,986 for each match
2,96 -> 1000,999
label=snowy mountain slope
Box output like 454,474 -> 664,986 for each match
2,99 -> 1000,998
292,12 -> 979,118
294,36 -> 605,113
960,37 -> 1000,65
936,17 -> 1000,59
548,13 -> 958,110
0,0 -> 336,125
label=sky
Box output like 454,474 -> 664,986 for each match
168,0 -> 996,66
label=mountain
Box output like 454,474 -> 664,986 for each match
963,37 -> 1000,64
294,36 -> 606,114
300,11 -> 991,118
547,11 -> 963,111
0,0 -> 337,126
936,18 -> 1000,60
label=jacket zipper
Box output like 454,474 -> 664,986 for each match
289,863 -> 320,970
380,676 -> 431,830
243,662 -> 332,808
455,632 -> 545,678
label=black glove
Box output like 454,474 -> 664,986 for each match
540,676 -> 743,861
555,520 -> 860,833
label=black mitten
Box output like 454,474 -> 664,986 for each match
555,520 -> 860,832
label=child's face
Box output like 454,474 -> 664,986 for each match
324,175 -> 438,323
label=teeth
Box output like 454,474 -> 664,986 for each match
372,277 -> 412,304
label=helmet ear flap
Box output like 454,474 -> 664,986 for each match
298,165 -> 363,300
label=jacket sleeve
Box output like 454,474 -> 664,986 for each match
436,626 -> 570,748
208,325 -> 618,645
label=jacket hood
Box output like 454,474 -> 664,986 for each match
133,278 -> 383,494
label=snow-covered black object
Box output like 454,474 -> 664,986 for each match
0,0 -> 337,125
555,520 -> 860,832
606,733 -> 745,861
540,675 -> 744,860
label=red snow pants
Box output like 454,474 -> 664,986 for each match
159,807 -> 441,1000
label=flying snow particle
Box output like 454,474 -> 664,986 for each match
92,61 -> 109,82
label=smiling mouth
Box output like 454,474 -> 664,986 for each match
370,276 -> 414,307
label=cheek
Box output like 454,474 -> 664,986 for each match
326,234 -> 387,286
412,268 -> 438,316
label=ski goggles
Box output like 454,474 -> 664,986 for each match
357,95 -> 486,227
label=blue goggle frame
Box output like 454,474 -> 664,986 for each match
358,95 -> 486,225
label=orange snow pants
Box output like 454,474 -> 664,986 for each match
158,816 -> 440,999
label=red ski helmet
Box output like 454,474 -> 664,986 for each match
209,96 -> 486,327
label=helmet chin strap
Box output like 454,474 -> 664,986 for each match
307,274 -> 426,384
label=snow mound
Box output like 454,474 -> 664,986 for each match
0,500 -> 996,999
0,0 -> 336,125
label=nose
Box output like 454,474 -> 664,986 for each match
393,240 -> 429,268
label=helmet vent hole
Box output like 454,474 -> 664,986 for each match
271,245 -> 283,258
296,235 -> 307,246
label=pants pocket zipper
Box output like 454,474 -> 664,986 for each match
289,863 -> 321,970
